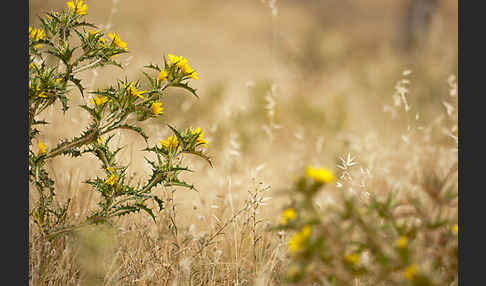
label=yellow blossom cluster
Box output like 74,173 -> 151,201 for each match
168,54 -> 198,80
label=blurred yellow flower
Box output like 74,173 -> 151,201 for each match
151,102 -> 164,116
107,32 -> 128,50
66,0 -> 88,15
301,225 -> 312,237
403,264 -> 418,281
38,141 -> 47,155
305,166 -> 334,184
281,208 -> 296,225
288,225 -> 312,254
189,126 -> 208,147
105,174 -> 117,186
344,252 -> 359,265
38,91 -> 47,98
97,136 -> 103,145
395,236 -> 408,248
157,69 -> 168,83
453,223 -> 458,234
160,135 -> 179,150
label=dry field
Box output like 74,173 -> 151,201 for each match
29,0 -> 458,285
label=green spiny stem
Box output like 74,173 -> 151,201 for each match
45,130 -> 97,158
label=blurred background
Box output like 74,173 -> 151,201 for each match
29,0 -> 457,224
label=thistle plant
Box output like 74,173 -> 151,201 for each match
29,0 -> 210,244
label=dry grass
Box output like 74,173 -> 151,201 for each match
29,0 -> 457,285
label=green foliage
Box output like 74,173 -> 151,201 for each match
274,165 -> 457,286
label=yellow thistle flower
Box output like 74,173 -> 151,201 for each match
55,78 -> 62,84
107,32 -> 128,50
66,0 -> 88,15
97,136 -> 103,144
105,174 -> 117,186
189,126 -> 208,147
452,223 -> 458,234
151,102 -> 164,116
168,54 -> 184,66
160,135 -> 179,150
29,27 -> 45,41
403,264 -> 418,281
38,91 -> 48,98
126,82 -> 146,99
157,69 -> 168,83
90,95 -> 109,106
29,27 -> 45,49
168,54 -> 198,80
395,236 -> 408,248
281,208 -> 297,225
181,64 -> 198,79
305,166 -> 334,184
344,252 -> 359,265
38,141 -> 47,155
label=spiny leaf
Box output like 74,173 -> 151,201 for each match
171,82 -> 198,98
136,203 -> 156,222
